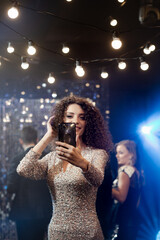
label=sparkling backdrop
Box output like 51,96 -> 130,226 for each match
0,98 -> 57,240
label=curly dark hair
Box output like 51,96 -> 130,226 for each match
50,95 -> 113,154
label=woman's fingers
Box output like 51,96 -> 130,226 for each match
55,141 -> 72,149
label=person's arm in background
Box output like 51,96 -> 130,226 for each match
7,155 -> 21,194
112,171 -> 130,203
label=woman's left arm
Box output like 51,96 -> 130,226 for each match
112,171 -> 130,203
82,149 -> 108,187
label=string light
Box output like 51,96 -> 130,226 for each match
75,61 -> 85,77
143,42 -> 156,55
143,45 -> 151,55
109,17 -> 118,27
118,60 -> 127,70
47,73 -> 55,84
27,41 -> 36,55
7,3 -> 19,19
140,58 -> 149,71
101,71 -> 109,79
1,2 -> 159,85
7,42 -> 14,53
111,32 -> 122,50
117,0 -> 125,3
62,44 -> 70,54
149,43 -> 156,52
21,57 -> 29,70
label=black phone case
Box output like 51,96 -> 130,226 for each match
58,123 -> 76,147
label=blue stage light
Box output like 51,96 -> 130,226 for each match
140,125 -> 152,135
138,113 -> 160,165
156,231 -> 160,240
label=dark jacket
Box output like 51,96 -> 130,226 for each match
7,147 -> 52,221
96,162 -> 113,239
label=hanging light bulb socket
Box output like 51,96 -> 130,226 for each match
111,31 -> 122,50
143,43 -> 151,55
21,56 -> 29,70
140,57 -> 149,71
48,73 -> 55,84
27,40 -> 36,55
75,60 -> 85,77
7,42 -> 15,53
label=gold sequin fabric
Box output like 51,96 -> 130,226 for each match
17,147 -> 108,240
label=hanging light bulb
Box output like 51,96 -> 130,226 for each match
7,42 -> 15,53
118,0 -> 125,3
8,3 -> 19,19
62,44 -> 70,54
149,43 -> 155,52
140,58 -> 149,71
118,60 -> 126,70
27,41 -> 36,55
143,44 -> 151,55
109,17 -> 118,27
75,61 -> 85,77
143,42 -> 155,55
21,56 -> 29,70
101,71 -> 109,79
48,73 -> 55,84
111,32 -> 122,50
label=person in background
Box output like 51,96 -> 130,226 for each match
16,95 -> 113,240
7,126 -> 52,240
111,140 -> 143,240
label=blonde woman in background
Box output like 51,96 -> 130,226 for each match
112,140 -> 143,240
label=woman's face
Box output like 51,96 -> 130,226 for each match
116,144 -> 133,166
63,103 -> 86,137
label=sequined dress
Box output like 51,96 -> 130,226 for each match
17,147 -> 108,240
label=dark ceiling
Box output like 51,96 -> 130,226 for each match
0,0 -> 160,99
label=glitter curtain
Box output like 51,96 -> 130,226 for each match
0,98 -> 56,240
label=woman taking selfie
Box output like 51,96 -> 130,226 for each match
17,95 -> 113,240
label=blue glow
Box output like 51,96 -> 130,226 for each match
140,125 -> 152,135
138,113 -> 160,165
156,231 -> 160,240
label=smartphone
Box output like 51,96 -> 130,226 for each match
58,123 -> 76,147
